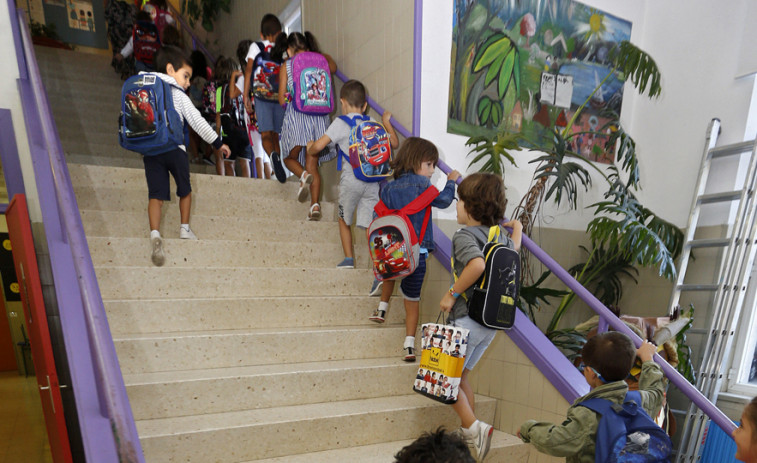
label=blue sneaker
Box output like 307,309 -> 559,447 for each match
336,257 -> 354,269
369,279 -> 382,297
271,151 -> 286,183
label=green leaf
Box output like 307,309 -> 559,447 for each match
609,41 -> 662,99
491,101 -> 502,126
497,48 -> 516,99
472,33 -> 507,72
477,97 -> 492,125
484,54 -> 506,87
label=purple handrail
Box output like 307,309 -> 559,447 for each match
12,7 -> 145,463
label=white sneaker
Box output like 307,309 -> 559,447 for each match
151,235 -> 165,266
179,227 -> 198,240
471,421 -> 493,461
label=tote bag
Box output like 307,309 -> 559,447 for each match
413,316 -> 470,404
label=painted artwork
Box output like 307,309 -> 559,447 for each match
67,0 -> 95,32
448,0 -> 632,163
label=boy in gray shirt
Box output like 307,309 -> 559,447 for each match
307,80 -> 398,293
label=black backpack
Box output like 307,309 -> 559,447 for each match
454,225 -> 520,330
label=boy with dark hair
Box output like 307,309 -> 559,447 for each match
146,45 -> 230,265
440,172 -> 521,461
243,13 -> 285,180
518,333 -> 664,463
306,80 -> 398,283
394,428 -> 475,463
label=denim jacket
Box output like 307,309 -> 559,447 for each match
379,172 -> 456,251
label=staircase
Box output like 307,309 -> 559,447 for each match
35,46 -> 527,462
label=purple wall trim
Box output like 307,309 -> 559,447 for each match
7,0 -> 27,80
0,109 -> 26,198
412,0 -> 423,136
14,8 -> 145,462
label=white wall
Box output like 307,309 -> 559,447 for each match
0,2 -> 42,222
420,0 -> 754,229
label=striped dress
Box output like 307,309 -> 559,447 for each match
279,59 -> 336,166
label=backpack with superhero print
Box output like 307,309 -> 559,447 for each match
119,73 -> 184,156
252,42 -> 281,101
336,115 -> 393,182
289,51 -> 333,115
132,20 -> 160,67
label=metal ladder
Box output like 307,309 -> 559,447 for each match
672,118 -> 757,462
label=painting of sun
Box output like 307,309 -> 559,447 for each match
448,0 -> 632,163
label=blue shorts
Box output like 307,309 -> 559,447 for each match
254,97 -> 285,133
454,315 -> 497,370
398,253 -> 427,301
143,148 -> 191,201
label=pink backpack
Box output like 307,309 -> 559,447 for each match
289,52 -> 333,115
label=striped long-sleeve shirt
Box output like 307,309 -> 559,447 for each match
154,72 -> 222,152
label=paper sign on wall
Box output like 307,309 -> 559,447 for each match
67,0 -> 95,32
540,73 -> 573,109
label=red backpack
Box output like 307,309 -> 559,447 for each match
133,20 -> 160,67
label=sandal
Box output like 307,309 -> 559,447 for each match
297,171 -> 313,202
308,203 -> 322,221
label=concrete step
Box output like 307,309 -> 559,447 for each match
79,210 -> 343,243
114,324 -> 409,374
69,164 -> 298,196
249,430 -> 528,462
125,358 -> 418,419
74,186 -> 337,221
65,153 -> 215,173
105,295 -> 404,335
87,236 -> 360,268
136,394 -> 497,462
94,266 -> 376,300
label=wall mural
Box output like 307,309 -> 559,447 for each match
448,0 -> 632,163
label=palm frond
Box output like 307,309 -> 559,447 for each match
610,41 -> 662,100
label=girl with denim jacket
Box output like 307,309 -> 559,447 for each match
369,137 -> 460,361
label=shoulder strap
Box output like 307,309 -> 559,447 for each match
336,115 -> 369,170
400,185 -> 440,216
216,86 -> 223,113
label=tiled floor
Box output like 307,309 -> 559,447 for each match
0,371 -> 53,463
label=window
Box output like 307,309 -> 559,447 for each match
280,0 -> 301,34
729,265 -> 757,394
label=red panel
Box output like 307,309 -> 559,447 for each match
6,195 -> 73,463
0,294 -> 17,371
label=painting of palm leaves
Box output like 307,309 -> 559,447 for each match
448,0 -> 632,163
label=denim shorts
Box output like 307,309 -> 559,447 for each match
398,253 -> 427,301
452,315 -> 497,370
254,97 -> 284,133
143,148 -> 191,201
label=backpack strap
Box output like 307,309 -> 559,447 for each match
451,225 -> 501,288
374,185 -> 439,247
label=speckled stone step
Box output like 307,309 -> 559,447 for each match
136,394 -> 497,462
74,186 -> 337,221
248,430 -> 528,463
125,358 -> 418,419
114,324 -> 409,374
95,266 -> 375,299
105,296 -> 404,335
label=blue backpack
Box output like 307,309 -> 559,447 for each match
119,73 -> 185,156
580,391 -> 672,463
336,115 -> 393,182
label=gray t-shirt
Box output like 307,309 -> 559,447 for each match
450,225 -> 515,320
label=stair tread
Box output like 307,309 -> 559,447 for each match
114,324 -> 404,341
123,357 -> 412,384
246,430 -> 527,463
136,394 -> 496,437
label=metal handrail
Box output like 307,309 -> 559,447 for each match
13,8 -> 145,463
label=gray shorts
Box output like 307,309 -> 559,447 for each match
338,172 -> 380,228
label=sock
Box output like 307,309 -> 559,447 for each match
464,420 -> 481,436
181,224 -> 190,231
150,230 -> 160,239
404,336 -> 415,349
378,301 -> 389,312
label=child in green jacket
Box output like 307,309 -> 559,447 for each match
518,332 -> 664,463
